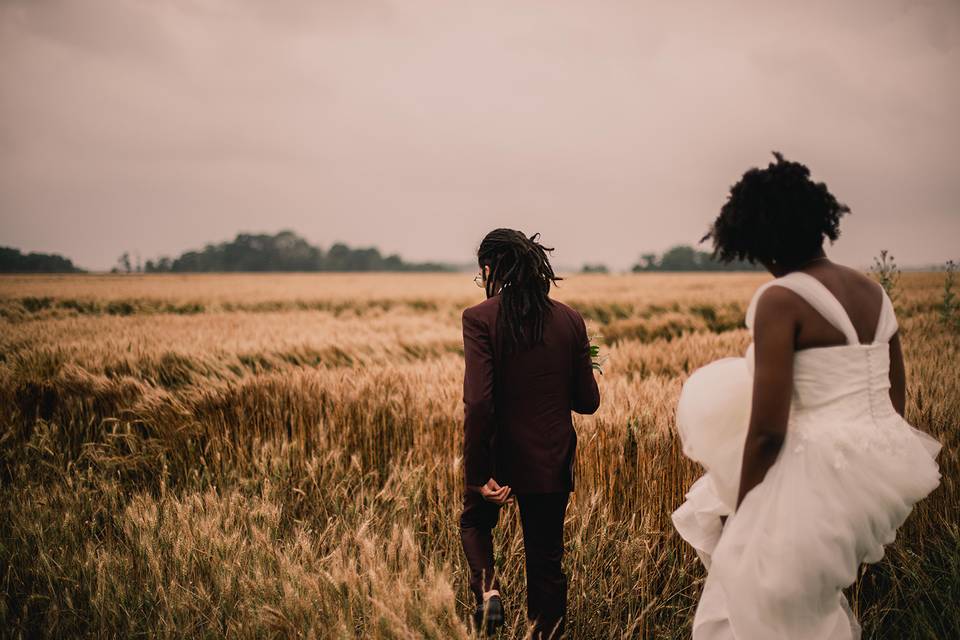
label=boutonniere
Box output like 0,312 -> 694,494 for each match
589,332 -> 607,375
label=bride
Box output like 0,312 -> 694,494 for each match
672,153 -> 941,639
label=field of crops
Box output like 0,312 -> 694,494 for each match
1,272 -> 957,639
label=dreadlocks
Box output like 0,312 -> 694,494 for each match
477,228 -> 562,353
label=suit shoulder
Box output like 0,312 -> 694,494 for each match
548,300 -> 587,338
551,300 -> 585,324
463,295 -> 500,322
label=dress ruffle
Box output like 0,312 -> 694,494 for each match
673,358 -> 942,640
674,273 -> 943,639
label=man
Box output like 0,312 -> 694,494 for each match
460,228 -> 601,638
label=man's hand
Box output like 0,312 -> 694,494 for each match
473,478 -> 513,505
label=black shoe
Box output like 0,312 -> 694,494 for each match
472,595 -> 504,636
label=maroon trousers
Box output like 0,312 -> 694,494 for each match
460,489 -> 570,639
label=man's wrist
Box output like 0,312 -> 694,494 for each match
465,470 -> 490,488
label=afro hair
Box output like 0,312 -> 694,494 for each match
705,152 -> 851,268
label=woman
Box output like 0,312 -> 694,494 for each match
459,228 -> 600,638
672,153 -> 941,639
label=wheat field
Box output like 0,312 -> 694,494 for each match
1,272 -> 957,639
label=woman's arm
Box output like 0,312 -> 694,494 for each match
736,287 -> 796,509
888,331 -> 906,418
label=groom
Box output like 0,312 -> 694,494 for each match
460,229 -> 601,639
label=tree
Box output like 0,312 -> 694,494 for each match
0,246 -> 83,273
581,263 -> 609,274
143,231 -> 454,273
659,245 -> 700,271
631,245 -> 762,272
113,252 -> 132,274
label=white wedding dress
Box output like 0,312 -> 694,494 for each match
672,271 -> 942,640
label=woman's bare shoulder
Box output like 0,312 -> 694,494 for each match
754,284 -> 805,321
831,262 -> 883,294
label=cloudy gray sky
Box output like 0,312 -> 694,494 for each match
1,0 -> 958,271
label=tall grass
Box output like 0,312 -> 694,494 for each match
1,273 -> 957,638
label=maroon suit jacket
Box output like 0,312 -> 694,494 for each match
461,294 -> 600,494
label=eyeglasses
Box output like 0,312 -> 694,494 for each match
474,270 -> 485,288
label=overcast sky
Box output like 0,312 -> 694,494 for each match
1,0 -> 958,271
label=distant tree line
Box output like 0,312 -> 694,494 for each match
632,245 -> 763,272
0,246 -> 83,273
0,239 -> 766,275
139,231 -> 454,273
580,263 -> 610,273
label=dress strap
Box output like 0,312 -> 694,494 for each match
745,272 -> 860,345
745,278 -> 780,332
872,287 -> 899,343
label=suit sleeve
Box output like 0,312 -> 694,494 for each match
462,308 -> 496,486
571,310 -> 601,415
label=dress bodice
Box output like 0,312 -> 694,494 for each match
744,272 -> 899,420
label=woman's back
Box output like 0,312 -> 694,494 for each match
782,264 -> 886,349
745,269 -> 899,416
